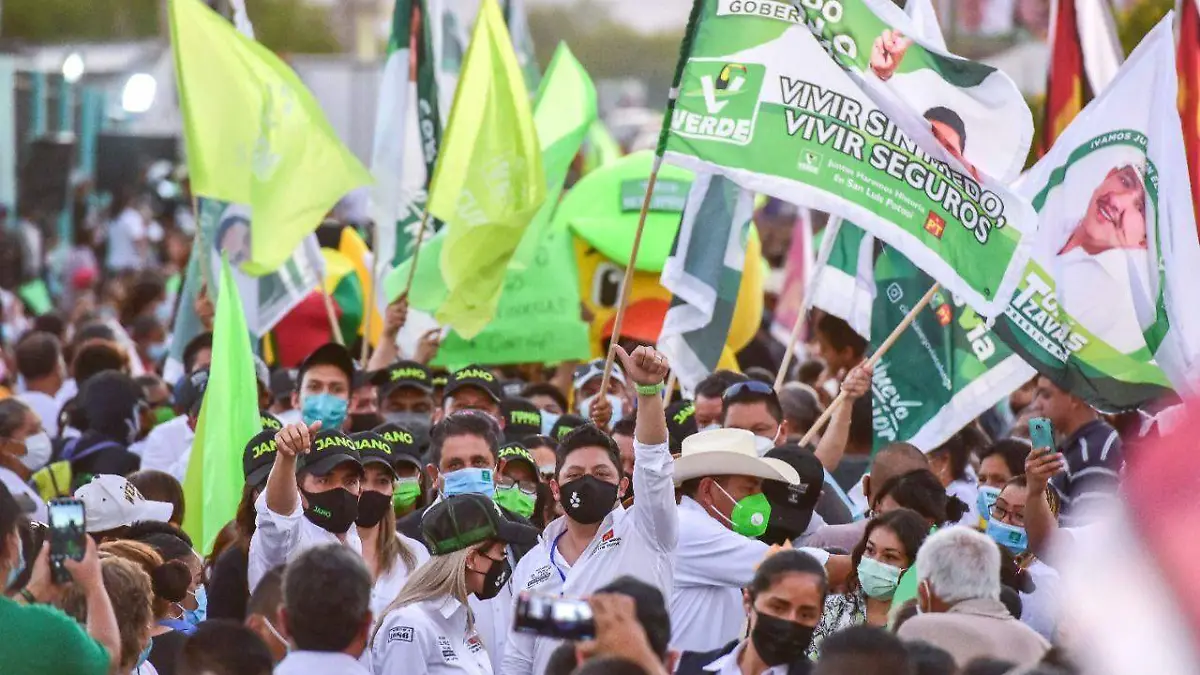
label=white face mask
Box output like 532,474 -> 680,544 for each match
753,428 -> 780,456
20,432 -> 52,471
699,423 -> 721,433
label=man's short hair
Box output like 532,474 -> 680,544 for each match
915,526 -> 1001,605
778,382 -> 822,434
596,576 -> 671,660
178,619 -> 274,675
183,332 -> 214,374
720,382 -> 784,425
520,383 -> 569,414
15,332 -> 61,380
555,424 -> 623,480
428,411 -> 501,467
73,340 -> 126,384
814,625 -> 916,675
694,370 -> 748,399
248,564 -> 287,618
283,544 -> 372,652
905,641 -> 956,675
815,314 -> 867,361
610,417 -> 636,438
924,106 -> 967,154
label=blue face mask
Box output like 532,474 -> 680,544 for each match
977,486 -> 1002,522
301,393 -> 348,429
442,467 -> 495,499
135,636 -> 154,670
147,341 -> 169,363
6,537 -> 24,590
987,519 -> 1029,555
540,410 -> 561,436
183,584 -> 207,626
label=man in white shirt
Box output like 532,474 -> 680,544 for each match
249,423 -> 364,592
502,345 -> 676,675
135,368 -> 206,474
274,543 -> 374,675
14,332 -> 65,439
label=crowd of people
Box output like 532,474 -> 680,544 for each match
0,227 -> 1136,675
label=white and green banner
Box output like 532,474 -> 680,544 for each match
993,15 -> 1200,411
659,0 -> 1037,317
809,216 -> 875,338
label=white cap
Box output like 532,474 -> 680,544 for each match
75,474 -> 174,533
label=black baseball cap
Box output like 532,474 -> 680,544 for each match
763,443 -> 824,534
350,431 -> 397,477
550,414 -> 587,442
431,372 -> 449,389
373,422 -> 422,469
260,411 -> 283,432
421,493 -> 539,555
501,398 -> 542,444
376,360 -> 434,398
665,399 -> 698,454
297,429 -> 362,477
176,368 -> 210,417
443,365 -> 502,404
243,428 -> 280,488
297,343 -> 355,391
498,442 -> 537,474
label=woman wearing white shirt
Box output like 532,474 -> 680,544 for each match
370,493 -> 537,675
0,399 -> 50,523
350,430 -> 429,617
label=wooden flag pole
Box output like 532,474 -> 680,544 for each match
663,370 -> 677,406
360,221 -> 380,363
797,281 -> 940,447
402,211 -> 433,298
599,153 -> 666,398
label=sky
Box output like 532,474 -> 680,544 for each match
527,0 -> 692,33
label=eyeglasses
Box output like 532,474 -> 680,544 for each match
989,503 -> 1025,526
722,380 -> 778,401
495,475 -> 538,495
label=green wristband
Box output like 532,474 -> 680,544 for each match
635,382 -> 665,396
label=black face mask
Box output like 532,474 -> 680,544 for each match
355,490 -> 392,528
301,487 -> 359,534
475,554 -> 511,600
348,412 -> 384,433
750,612 -> 815,666
558,476 -> 619,525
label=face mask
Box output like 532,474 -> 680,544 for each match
356,490 -> 392,528
494,486 -> 536,518
126,410 -> 143,445
540,411 -> 561,436
301,393 -> 349,430
135,636 -> 154,670
264,618 -> 291,654
348,412 -> 383,433
750,611 -> 814,666
183,584 -> 207,626
977,486 -> 1002,522
710,482 -> 772,538
20,432 -> 53,471
443,467 -> 495,499
474,552 -> 512,601
558,475 -> 619,525
753,429 -> 780,456
699,423 -> 721,433
393,477 -> 422,510
6,536 -> 24,590
152,406 -> 175,427
579,394 -> 624,422
987,519 -> 1029,555
154,300 -> 174,325
857,556 -> 903,600
301,487 -> 359,533
383,411 -> 432,447
147,341 -> 169,363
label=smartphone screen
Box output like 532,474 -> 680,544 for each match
513,592 -> 595,641
1028,417 -> 1055,451
48,499 -> 87,583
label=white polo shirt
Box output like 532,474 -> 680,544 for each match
500,439 -> 677,675
371,594 -> 493,675
248,490 -> 362,592
131,414 -> 194,475
276,650 -> 372,675
369,539 -> 432,619
703,641 -> 786,675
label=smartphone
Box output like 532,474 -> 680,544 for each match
48,498 -> 87,584
1028,417 -> 1055,451
513,591 -> 596,641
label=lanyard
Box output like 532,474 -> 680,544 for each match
548,532 -> 569,586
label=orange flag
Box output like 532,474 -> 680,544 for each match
1042,0 -> 1091,156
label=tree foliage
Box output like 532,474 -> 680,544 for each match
1116,0 -> 1174,56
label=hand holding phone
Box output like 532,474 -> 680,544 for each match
513,591 -> 596,641
48,498 -> 87,584
1028,417 -> 1055,451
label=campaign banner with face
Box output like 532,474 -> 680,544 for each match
659,0 -> 1037,317
993,15 -> 1200,411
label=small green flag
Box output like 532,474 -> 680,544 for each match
169,0 -> 372,276
182,258 -> 263,552
429,0 -> 545,339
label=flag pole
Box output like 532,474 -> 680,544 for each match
314,262 -> 346,346
773,216 -> 841,391
402,211 -> 432,297
361,221 -> 380,363
663,370 -> 677,405
797,281 -> 940,446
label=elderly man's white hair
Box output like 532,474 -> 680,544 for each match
915,526 -> 1000,604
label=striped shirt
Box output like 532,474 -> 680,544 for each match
1051,420 -> 1123,527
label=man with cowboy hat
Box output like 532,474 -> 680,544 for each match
669,428 -> 831,653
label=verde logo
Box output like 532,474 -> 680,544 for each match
799,150 -> 822,174
672,60 -> 765,145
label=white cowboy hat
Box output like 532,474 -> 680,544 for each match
673,428 -> 801,485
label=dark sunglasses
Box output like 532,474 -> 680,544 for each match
722,380 -> 777,401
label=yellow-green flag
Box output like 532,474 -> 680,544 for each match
182,258 -> 262,552
169,0 -> 372,276
429,0 -> 545,339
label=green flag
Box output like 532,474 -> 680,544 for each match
169,0 -> 372,275
182,258 -> 263,552
428,0 -> 545,339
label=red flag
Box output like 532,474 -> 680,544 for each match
1178,0 -> 1200,234
1041,0 -> 1092,156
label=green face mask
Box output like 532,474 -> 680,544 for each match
153,406 -> 175,426
392,478 -> 422,511
494,486 -> 536,519
713,483 -> 772,538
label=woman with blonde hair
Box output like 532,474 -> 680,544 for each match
370,494 -> 537,675
350,431 -> 429,617
59,555 -> 158,674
